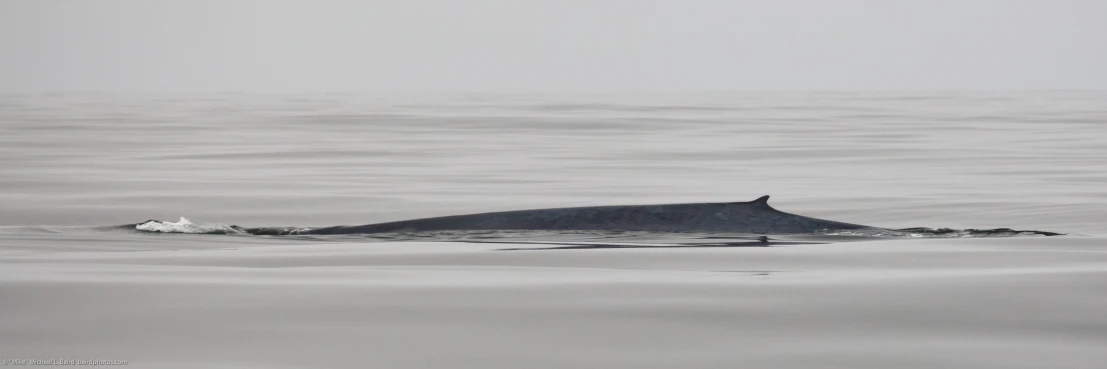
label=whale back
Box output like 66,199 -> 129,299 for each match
304,195 -> 875,235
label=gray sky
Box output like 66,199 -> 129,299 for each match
1,0 -> 1104,92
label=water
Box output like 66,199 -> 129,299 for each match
2,91 -> 1106,368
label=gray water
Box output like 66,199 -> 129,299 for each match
2,91 -> 1106,368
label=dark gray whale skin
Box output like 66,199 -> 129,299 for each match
292,195 -> 878,235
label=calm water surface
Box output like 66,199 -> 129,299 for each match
1,91 -> 1105,369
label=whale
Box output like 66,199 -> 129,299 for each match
132,195 -> 1063,237
256,195 -> 878,235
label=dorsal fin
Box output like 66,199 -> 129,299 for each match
749,195 -> 772,209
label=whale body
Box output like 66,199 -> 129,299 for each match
133,196 -> 1063,237
282,195 -> 878,235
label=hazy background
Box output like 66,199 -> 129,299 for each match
1,0 -> 1105,93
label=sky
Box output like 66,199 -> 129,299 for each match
1,0 -> 1104,92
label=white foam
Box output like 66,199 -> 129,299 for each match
135,217 -> 244,234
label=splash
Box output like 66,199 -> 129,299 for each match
135,217 -> 247,235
